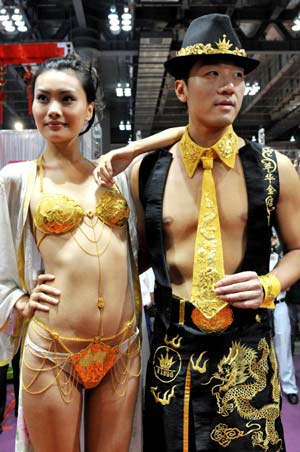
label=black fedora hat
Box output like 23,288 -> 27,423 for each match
165,14 -> 259,78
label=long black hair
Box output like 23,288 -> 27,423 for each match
32,54 -> 104,135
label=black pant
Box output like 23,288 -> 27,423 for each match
144,304 -> 285,452
0,349 -> 20,424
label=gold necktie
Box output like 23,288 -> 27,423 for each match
179,125 -> 238,332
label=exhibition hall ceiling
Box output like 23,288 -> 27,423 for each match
1,0 -> 300,149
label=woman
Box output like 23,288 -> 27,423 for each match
0,55 -> 183,452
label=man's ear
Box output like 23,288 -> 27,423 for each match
175,80 -> 188,103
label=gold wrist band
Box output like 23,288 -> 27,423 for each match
258,273 -> 281,309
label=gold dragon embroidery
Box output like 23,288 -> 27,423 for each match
209,338 -> 283,451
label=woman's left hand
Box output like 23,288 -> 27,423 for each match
93,145 -> 135,187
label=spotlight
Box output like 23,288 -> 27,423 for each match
14,121 -> 24,131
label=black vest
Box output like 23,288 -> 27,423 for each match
139,140 -> 279,327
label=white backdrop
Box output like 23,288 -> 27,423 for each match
0,126 -> 101,170
0,130 -> 45,169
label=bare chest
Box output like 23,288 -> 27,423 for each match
162,156 -> 248,243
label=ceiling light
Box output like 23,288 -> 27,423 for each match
0,5 -> 28,33
290,135 -> 296,142
108,7 -> 119,23
258,127 -> 265,145
115,82 -> 131,97
124,83 -> 131,97
121,6 -> 132,32
119,120 -> 125,131
108,15 -> 119,24
17,25 -> 27,32
108,5 -> 121,34
122,7 -> 132,21
245,81 -> 260,96
14,121 -> 23,131
122,24 -> 132,32
122,18 -> 131,26
251,136 -> 257,142
136,130 -> 142,140
109,23 -> 120,35
292,14 -> 300,32
115,83 -> 123,97
12,14 -> 22,21
5,24 -> 15,32
292,21 -> 300,32
108,5 -> 132,33
108,5 -> 117,18
119,120 -> 131,131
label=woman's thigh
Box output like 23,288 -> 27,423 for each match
84,353 -> 140,452
22,346 -> 83,452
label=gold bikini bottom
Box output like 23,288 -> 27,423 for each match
23,316 -> 140,401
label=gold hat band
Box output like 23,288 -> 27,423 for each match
176,34 -> 247,58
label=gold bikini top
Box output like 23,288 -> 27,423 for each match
33,156 -> 130,237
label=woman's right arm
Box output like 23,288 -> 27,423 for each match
93,126 -> 185,187
0,176 -> 27,332
0,170 -> 60,363
0,173 -> 30,363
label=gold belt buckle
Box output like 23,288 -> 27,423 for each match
191,304 -> 234,333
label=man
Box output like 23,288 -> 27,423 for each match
270,233 -> 299,405
95,13 -> 300,452
286,279 -> 300,355
0,350 -> 20,434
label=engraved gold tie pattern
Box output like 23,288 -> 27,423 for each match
179,125 -> 238,332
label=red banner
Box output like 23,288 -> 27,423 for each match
0,42 -> 71,65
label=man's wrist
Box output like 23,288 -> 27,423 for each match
258,273 -> 281,309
